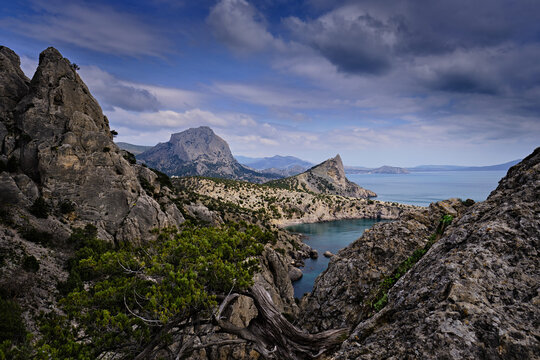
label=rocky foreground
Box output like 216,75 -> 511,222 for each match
304,147 -> 539,359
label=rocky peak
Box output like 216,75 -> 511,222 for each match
138,126 -> 277,182
0,46 -> 183,242
17,47 -> 108,142
288,154 -> 376,198
167,126 -> 234,163
0,46 -> 30,119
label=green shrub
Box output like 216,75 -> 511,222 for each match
0,298 -> 26,344
150,168 -> 173,189
59,200 -> 76,214
123,151 -> 136,165
462,198 -> 475,207
21,227 -> 52,245
22,255 -> 39,273
29,197 -> 49,218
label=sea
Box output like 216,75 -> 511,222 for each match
289,170 -> 508,298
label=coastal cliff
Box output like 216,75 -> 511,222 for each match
305,147 -> 540,359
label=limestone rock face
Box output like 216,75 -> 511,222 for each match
268,155 -> 376,198
330,148 -> 540,359
138,126 -> 278,183
0,47 -> 183,243
299,199 -> 467,332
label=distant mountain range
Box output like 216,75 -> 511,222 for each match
345,165 -> 410,174
237,155 -> 313,177
115,142 -> 152,155
408,160 -> 521,172
117,140 -> 521,177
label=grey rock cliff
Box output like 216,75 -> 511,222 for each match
0,46 -> 183,243
138,126 -> 278,183
321,147 -> 539,359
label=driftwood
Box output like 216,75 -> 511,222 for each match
215,283 -> 349,360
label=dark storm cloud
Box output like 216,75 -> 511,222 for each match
429,71 -> 499,95
285,0 -> 540,78
285,11 -> 397,75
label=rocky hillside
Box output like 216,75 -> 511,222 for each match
267,154 -> 377,198
138,126 -> 279,183
298,198 -> 469,332
301,147 -> 539,359
0,47 -> 309,358
175,176 -> 414,227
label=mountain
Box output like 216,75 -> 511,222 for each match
137,127 -> 279,183
115,142 -> 152,155
346,165 -> 410,174
0,46 -> 183,243
235,155 -> 262,164
241,155 -> 313,170
267,154 -> 376,198
237,155 -> 313,177
301,148 -> 540,358
409,159 -> 521,172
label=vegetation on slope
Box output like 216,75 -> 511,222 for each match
1,222 -> 270,359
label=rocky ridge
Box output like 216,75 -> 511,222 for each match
268,154 -> 377,198
303,147 -> 539,359
175,176 -> 414,228
138,126 -> 279,183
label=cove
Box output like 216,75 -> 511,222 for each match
287,218 -> 387,298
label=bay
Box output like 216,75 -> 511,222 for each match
289,170 -> 508,298
348,170 -> 507,206
287,218 -> 385,298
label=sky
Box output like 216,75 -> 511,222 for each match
1,0 -> 539,167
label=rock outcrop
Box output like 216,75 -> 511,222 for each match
0,46 -> 183,243
267,154 -> 376,198
299,199 -> 468,332
138,126 -> 279,183
303,148 -> 539,359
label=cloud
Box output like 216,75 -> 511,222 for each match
77,66 -> 202,112
19,55 -> 38,78
212,82 -> 328,109
79,66 -> 161,112
0,1 -> 168,57
207,0 -> 280,53
108,108 -> 228,131
285,6 -> 397,74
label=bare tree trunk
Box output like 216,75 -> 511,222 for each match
216,283 -> 348,359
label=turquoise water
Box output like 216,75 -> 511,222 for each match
289,170 -> 508,297
348,170 -> 507,206
287,218 -> 385,298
